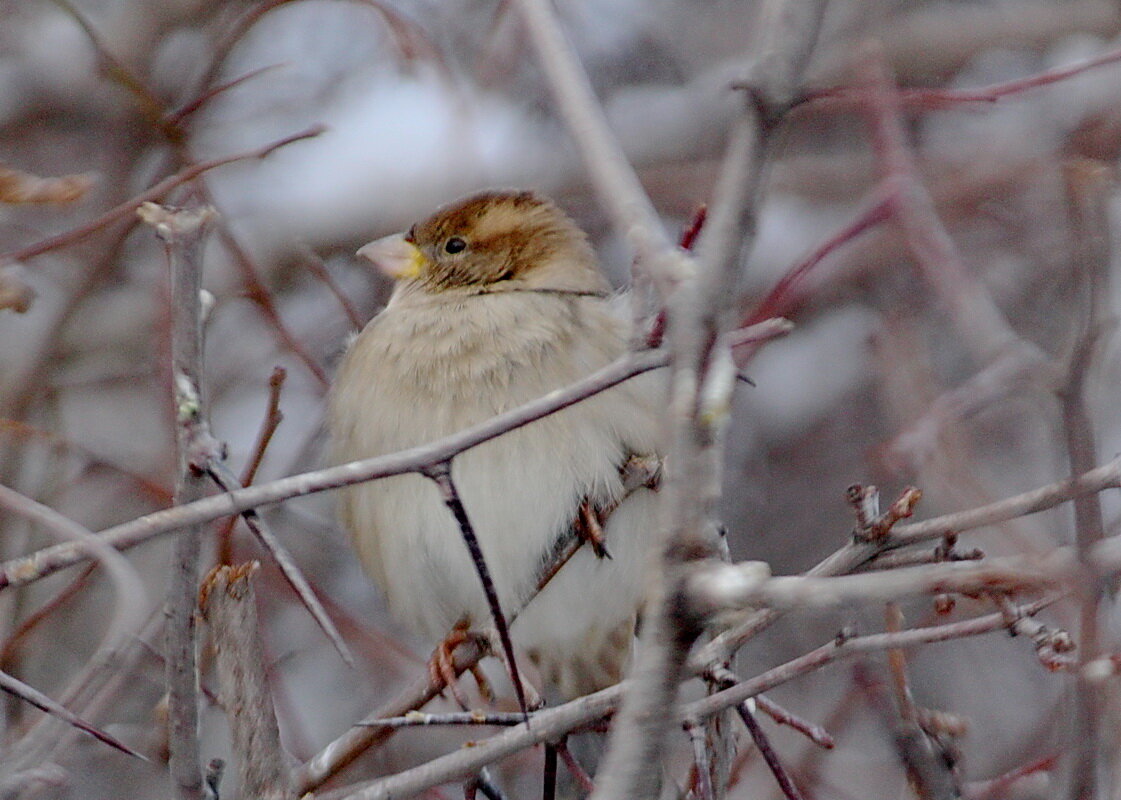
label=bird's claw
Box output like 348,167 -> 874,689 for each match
575,500 -> 612,559
429,623 -> 494,706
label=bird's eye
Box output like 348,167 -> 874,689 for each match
444,237 -> 467,254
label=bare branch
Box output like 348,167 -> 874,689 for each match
207,462 -> 354,667
327,600 -> 1052,800
199,563 -> 295,800
141,202 -> 218,800
735,700 -> 806,800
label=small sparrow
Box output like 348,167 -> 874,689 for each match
329,190 -> 663,698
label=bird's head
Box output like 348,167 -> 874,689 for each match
357,190 -> 610,297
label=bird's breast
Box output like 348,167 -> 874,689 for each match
330,292 -> 643,639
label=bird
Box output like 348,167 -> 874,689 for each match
329,190 -> 664,699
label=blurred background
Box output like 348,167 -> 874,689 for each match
2,0 -> 1121,797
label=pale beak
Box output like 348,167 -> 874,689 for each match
356,233 -> 427,280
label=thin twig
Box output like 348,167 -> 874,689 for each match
805,44 -> 1121,110
735,701 -> 805,800
207,462 -> 354,667
422,462 -> 529,719
217,366 -> 287,565
754,695 -> 835,749
0,670 -> 144,759
744,186 -> 896,326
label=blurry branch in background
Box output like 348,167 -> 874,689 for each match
2,128 -> 323,265
0,484 -> 148,785
512,0 -> 690,295
1057,157 -> 1113,800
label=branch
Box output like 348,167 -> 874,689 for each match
694,454 -> 1121,666
199,563 -> 295,800
140,202 -> 218,800
0,670 -> 144,760
326,599 -> 1055,800
735,701 -> 806,800
1057,156 -> 1113,800
0,323 -> 799,591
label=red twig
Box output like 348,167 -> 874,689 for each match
755,695 -> 835,749
216,366 -> 287,565
806,44 -> 1121,111
302,251 -> 365,330
745,187 -> 895,326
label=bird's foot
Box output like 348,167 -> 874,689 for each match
570,455 -> 663,562
575,500 -> 611,559
429,622 -> 494,707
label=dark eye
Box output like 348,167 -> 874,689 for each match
444,237 -> 467,254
